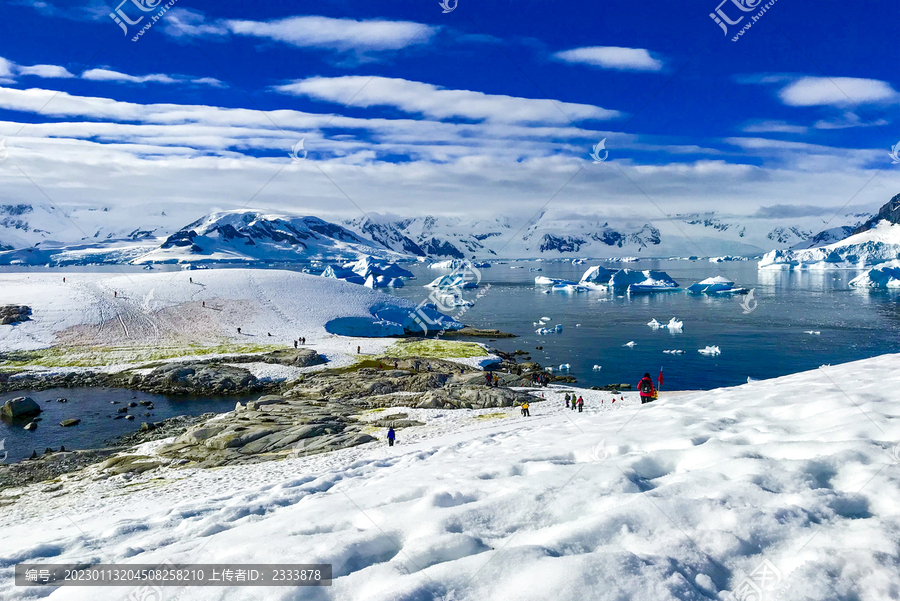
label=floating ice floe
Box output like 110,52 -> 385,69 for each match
624,341 -> 636,347
536,277 -> 589,292
698,346 -> 721,356
804,331 -> 821,335
530,267 -> 543,272
849,260 -> 900,288
536,326 -> 562,335
687,275 -> 748,294
613,269 -> 680,293
472,261 -> 492,268
425,274 -> 478,289
709,255 -> 747,263
546,367 -> 554,372
572,258 -> 586,265
434,293 -> 474,308
663,350 -> 685,354
648,317 -> 684,331
559,364 -> 571,370
575,324 -> 581,327
510,266 -> 523,269
541,316 -> 551,321
592,365 -> 602,371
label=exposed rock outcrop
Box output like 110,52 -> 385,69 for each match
0,305 -> 31,325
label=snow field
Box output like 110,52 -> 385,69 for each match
2,354 -> 899,599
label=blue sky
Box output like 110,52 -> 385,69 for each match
0,0 -> 897,228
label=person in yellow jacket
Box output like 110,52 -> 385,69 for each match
521,402 -> 530,417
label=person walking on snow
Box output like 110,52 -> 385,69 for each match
357,346 -> 361,354
571,395 -> 577,410
387,427 -> 396,447
638,373 -> 656,404
294,340 -> 298,349
521,402 -> 530,417
577,396 -> 584,413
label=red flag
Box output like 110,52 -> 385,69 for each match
658,368 -> 663,388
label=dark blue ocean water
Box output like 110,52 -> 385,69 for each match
0,388 -> 259,463
382,259 -> 900,392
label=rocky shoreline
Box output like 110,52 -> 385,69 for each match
0,344 -> 576,490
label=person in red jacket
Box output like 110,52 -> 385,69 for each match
638,373 -> 656,404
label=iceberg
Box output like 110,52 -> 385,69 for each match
610,269 -> 679,292
849,261 -> 900,288
579,265 -> 616,287
321,265 -> 366,285
648,318 -> 663,329
429,259 -> 470,270
592,365 -> 602,371
759,220 -> 900,270
535,276 -> 571,285
345,256 -> 414,280
559,364 -> 571,370
687,276 -> 747,294
363,274 -> 404,288
572,258 -> 586,265
624,341 -> 636,347
472,261 -> 492,268
698,346 -> 721,356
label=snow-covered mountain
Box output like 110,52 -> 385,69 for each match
759,220 -> 900,269
0,203 -> 874,265
0,202 -> 171,250
133,211 -> 410,265
343,210 -> 870,259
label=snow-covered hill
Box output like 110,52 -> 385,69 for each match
0,269 -> 460,352
2,353 -> 898,600
759,220 -> 900,269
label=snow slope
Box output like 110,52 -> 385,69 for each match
0,269 -> 460,352
2,354 -> 899,600
759,220 -> 900,270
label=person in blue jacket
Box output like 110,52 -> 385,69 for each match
387,427 -> 396,447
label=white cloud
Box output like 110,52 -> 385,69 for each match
161,10 -> 437,52
742,120 -> 808,134
18,64 -> 75,78
779,76 -> 899,107
226,16 -> 436,51
276,76 -> 621,124
553,46 -> 663,71
0,57 -> 16,84
82,68 -> 222,87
